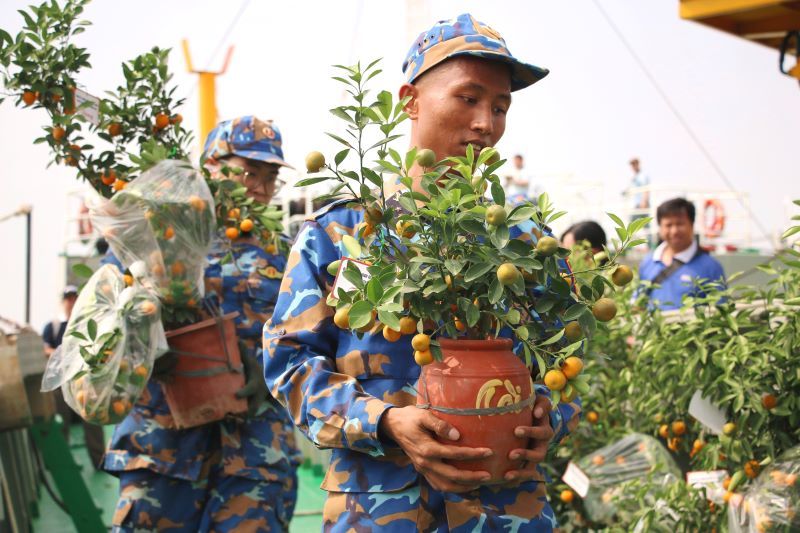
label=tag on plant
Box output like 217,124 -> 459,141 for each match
688,390 -> 726,435
686,470 -> 727,504
75,88 -> 101,126
331,258 -> 372,297
562,461 -> 591,498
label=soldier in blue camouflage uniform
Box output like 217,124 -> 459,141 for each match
264,14 -> 580,532
105,116 -> 300,532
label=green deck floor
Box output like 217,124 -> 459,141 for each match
31,425 -> 326,532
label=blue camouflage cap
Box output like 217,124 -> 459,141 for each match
202,116 -> 293,168
402,13 -> 549,92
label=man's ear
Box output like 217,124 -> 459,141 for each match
399,83 -> 419,119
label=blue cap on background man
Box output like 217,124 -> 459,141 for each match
402,13 -> 549,92
202,116 -> 293,168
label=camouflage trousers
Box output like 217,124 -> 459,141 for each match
322,478 -> 559,532
112,464 -> 297,532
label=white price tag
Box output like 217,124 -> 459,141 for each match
686,470 -> 727,504
74,88 -> 101,126
688,390 -> 726,435
331,258 -> 372,297
562,461 -> 590,498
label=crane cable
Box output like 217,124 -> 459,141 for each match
590,0 -> 775,251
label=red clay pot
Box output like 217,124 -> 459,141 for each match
416,337 -> 534,483
162,312 -> 247,428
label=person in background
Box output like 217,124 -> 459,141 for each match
624,157 -> 650,220
561,220 -> 607,253
103,116 -> 300,532
42,285 -> 106,468
504,153 -> 530,204
638,197 -> 725,310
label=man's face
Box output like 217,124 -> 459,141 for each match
659,211 -> 694,252
403,57 -> 512,160
630,160 -> 640,173
63,295 -> 77,317
221,155 -> 280,205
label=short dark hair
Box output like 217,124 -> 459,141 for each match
562,220 -> 607,250
513,154 -> 523,159
657,197 -> 695,224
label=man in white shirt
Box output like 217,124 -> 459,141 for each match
504,154 -> 530,204
626,157 -> 650,218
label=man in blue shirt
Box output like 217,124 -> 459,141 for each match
639,197 -> 725,310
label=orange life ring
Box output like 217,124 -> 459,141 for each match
703,199 -> 725,238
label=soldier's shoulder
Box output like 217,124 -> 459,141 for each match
306,198 -> 364,229
512,218 -> 553,240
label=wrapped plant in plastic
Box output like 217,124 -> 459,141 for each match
572,433 -> 681,523
729,445 -> 800,533
91,159 -> 216,325
42,264 -> 167,424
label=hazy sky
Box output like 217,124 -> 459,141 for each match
1,0 -> 798,330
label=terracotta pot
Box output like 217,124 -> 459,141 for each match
162,312 -> 247,428
416,337 -> 534,483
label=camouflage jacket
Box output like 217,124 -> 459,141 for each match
103,239 -> 299,482
264,201 -> 581,493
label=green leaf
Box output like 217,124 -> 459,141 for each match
540,329 -> 565,346
444,258 -> 466,275
87,319 -> 97,341
535,298 -> 555,314
378,310 -> 401,331
464,262 -> 494,283
578,310 -> 597,337
68,330 -> 87,341
348,301 -> 374,329
326,132 -> 353,149
342,235 -> 362,258
381,285 -> 403,304
343,264 -> 367,290
607,212 -> 625,228
563,304 -> 587,321
459,219 -> 488,236
507,206 -> 537,224
466,305 -> 480,327
366,277 -> 384,303
295,177 -> 330,187
628,216 -> 652,236
72,263 -> 93,279
488,276 -> 503,304
330,107 -> 354,124
491,181 -> 505,206
591,276 -> 606,298
489,224 -> 510,249
782,226 -> 800,240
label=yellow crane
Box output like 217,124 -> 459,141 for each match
181,40 -> 234,145
680,0 -> 800,80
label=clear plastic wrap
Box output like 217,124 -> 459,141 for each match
728,446 -> 800,533
89,159 -> 216,318
42,264 -> 167,424
572,433 -> 682,523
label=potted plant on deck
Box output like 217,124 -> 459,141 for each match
296,59 -> 648,480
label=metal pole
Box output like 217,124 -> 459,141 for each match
25,208 -> 31,324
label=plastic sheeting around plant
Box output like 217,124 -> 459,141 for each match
41,264 -> 167,424
572,433 -> 682,524
728,445 -> 800,533
89,159 -> 216,324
